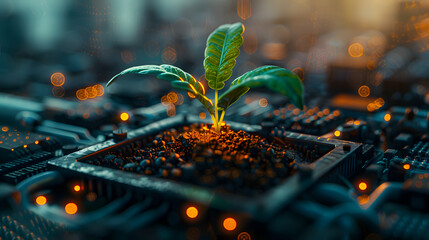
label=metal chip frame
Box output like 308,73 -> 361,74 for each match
48,115 -> 362,220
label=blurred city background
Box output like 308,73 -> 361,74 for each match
1,0 -> 429,114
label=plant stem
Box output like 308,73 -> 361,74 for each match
219,110 -> 225,125
214,90 -> 219,132
210,114 -> 217,130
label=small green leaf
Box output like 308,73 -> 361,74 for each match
217,66 -> 304,111
204,22 -> 244,90
107,64 -> 214,114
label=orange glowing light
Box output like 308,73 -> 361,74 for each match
223,217 -> 237,231
358,85 -> 370,98
93,84 -> 104,96
199,112 -> 206,119
384,113 -> 391,122
237,0 -> 251,20
354,120 -> 360,126
403,164 -> 410,170
73,185 -> 81,192
259,98 -> 268,107
333,110 -> 340,117
50,72 -> 65,87
36,196 -> 47,206
76,89 -> 88,101
120,112 -> 129,121
334,130 -> 341,137
186,206 -> 199,219
85,86 -> 97,98
348,43 -> 364,58
358,182 -> 368,191
274,110 -> 280,116
65,203 -> 78,215
35,141 -> 39,144
11,149 -> 14,152
161,95 -> 170,105
46,137 -> 50,140
2,126 -> 9,132
167,92 -> 178,103
23,145 -> 27,148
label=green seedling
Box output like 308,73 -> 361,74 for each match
107,22 -> 304,132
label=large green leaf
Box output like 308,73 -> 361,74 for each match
217,66 -> 304,111
204,22 -> 244,90
106,64 -> 214,114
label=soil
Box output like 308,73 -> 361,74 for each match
90,123 -> 309,195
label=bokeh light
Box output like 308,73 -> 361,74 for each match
223,217 -> 237,231
36,196 -> 47,206
186,206 -> 199,219
50,72 -> 65,87
65,203 -> 78,215
348,43 -> 364,57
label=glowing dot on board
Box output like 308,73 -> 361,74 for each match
36,196 -> 47,206
223,217 -> 237,231
120,112 -> 129,121
358,182 -> 368,191
65,203 -> 78,215
186,206 -> 199,219
334,130 -> 341,137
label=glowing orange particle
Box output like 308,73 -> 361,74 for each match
23,145 -> 27,148
358,85 -> 370,98
259,98 -> 268,107
384,113 -> 391,122
348,43 -> 364,58
403,164 -> 411,170
93,84 -> 104,96
120,112 -> 129,121
2,126 -> 8,132
35,141 -> 39,144
199,112 -> 206,119
36,196 -> 47,206
358,182 -> 368,191
85,86 -> 97,98
50,72 -> 65,87
65,203 -> 78,215
73,185 -> 81,192
167,92 -> 178,103
76,89 -> 88,101
333,110 -> 340,117
186,206 -> 199,219
223,217 -> 237,231
334,130 -> 341,137
354,120 -> 360,126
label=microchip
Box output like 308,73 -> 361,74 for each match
0,125 -> 52,162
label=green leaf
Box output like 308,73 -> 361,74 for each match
204,22 -> 244,90
217,66 -> 304,111
106,64 -> 214,114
